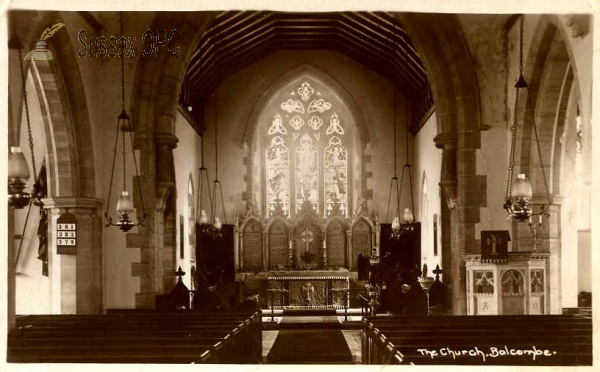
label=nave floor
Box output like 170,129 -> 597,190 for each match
260,308 -> 362,364
263,329 -> 361,364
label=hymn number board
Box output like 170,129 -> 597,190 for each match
57,212 -> 77,254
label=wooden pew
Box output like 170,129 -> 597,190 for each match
361,315 -> 592,366
9,310 -> 262,364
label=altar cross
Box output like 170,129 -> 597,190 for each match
175,266 -> 186,283
300,228 -> 314,252
433,264 -> 443,280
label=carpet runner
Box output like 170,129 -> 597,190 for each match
267,309 -> 353,364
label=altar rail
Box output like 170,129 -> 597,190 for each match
362,315 -> 592,366
8,310 -> 261,364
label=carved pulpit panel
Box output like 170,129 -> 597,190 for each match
530,269 -> 545,314
501,269 -> 525,315
473,270 -> 495,315
242,219 -> 263,269
351,218 -> 372,269
326,218 -> 347,267
268,219 -> 289,269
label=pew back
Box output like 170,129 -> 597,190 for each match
361,315 -> 592,366
9,310 -> 262,364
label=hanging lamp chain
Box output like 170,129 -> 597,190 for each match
505,15 -> 525,201
401,32 -> 416,217
119,14 -> 127,193
104,12 -> 146,227
18,49 -> 37,180
531,106 -> 552,208
105,101 -> 120,219
386,88 -> 400,223
211,90 -> 226,225
120,15 -> 125,110
196,135 -> 214,222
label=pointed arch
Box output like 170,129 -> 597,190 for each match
16,13 -> 97,198
244,64 -> 369,147
248,66 -> 367,218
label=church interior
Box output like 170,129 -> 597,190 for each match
5,7 -> 595,366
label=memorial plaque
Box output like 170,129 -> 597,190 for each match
242,219 -> 263,269
352,218 -> 371,269
326,219 -> 346,267
269,219 -> 289,269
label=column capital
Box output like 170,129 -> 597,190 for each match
434,132 -> 458,149
154,133 -> 179,149
41,197 -> 104,213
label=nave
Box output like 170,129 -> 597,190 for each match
8,307 -> 592,366
5,7 -> 595,369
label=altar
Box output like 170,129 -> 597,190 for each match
267,270 -> 350,308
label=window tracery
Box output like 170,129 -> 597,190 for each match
264,80 -> 349,217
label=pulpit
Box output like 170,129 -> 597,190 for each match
267,270 -> 349,308
462,252 -> 550,315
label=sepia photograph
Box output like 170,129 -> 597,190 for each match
1,0 -> 597,369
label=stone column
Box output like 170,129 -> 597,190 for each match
233,220 -> 239,270
437,129 -> 487,315
154,133 -> 178,297
42,197 -> 104,314
435,133 -> 463,314
7,208 -> 16,330
436,133 -> 458,210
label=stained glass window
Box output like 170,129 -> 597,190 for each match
265,80 -> 350,217
324,137 -> 347,216
266,136 -> 290,216
296,134 -> 318,212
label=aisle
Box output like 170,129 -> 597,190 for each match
267,329 -> 353,364
266,310 -> 354,364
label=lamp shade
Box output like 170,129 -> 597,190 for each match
391,216 -> 400,230
116,190 -> 134,213
403,207 -> 414,223
214,216 -> 222,230
8,147 -> 30,181
199,210 -> 209,224
511,173 -> 532,201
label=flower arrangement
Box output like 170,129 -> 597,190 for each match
300,251 -> 316,265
